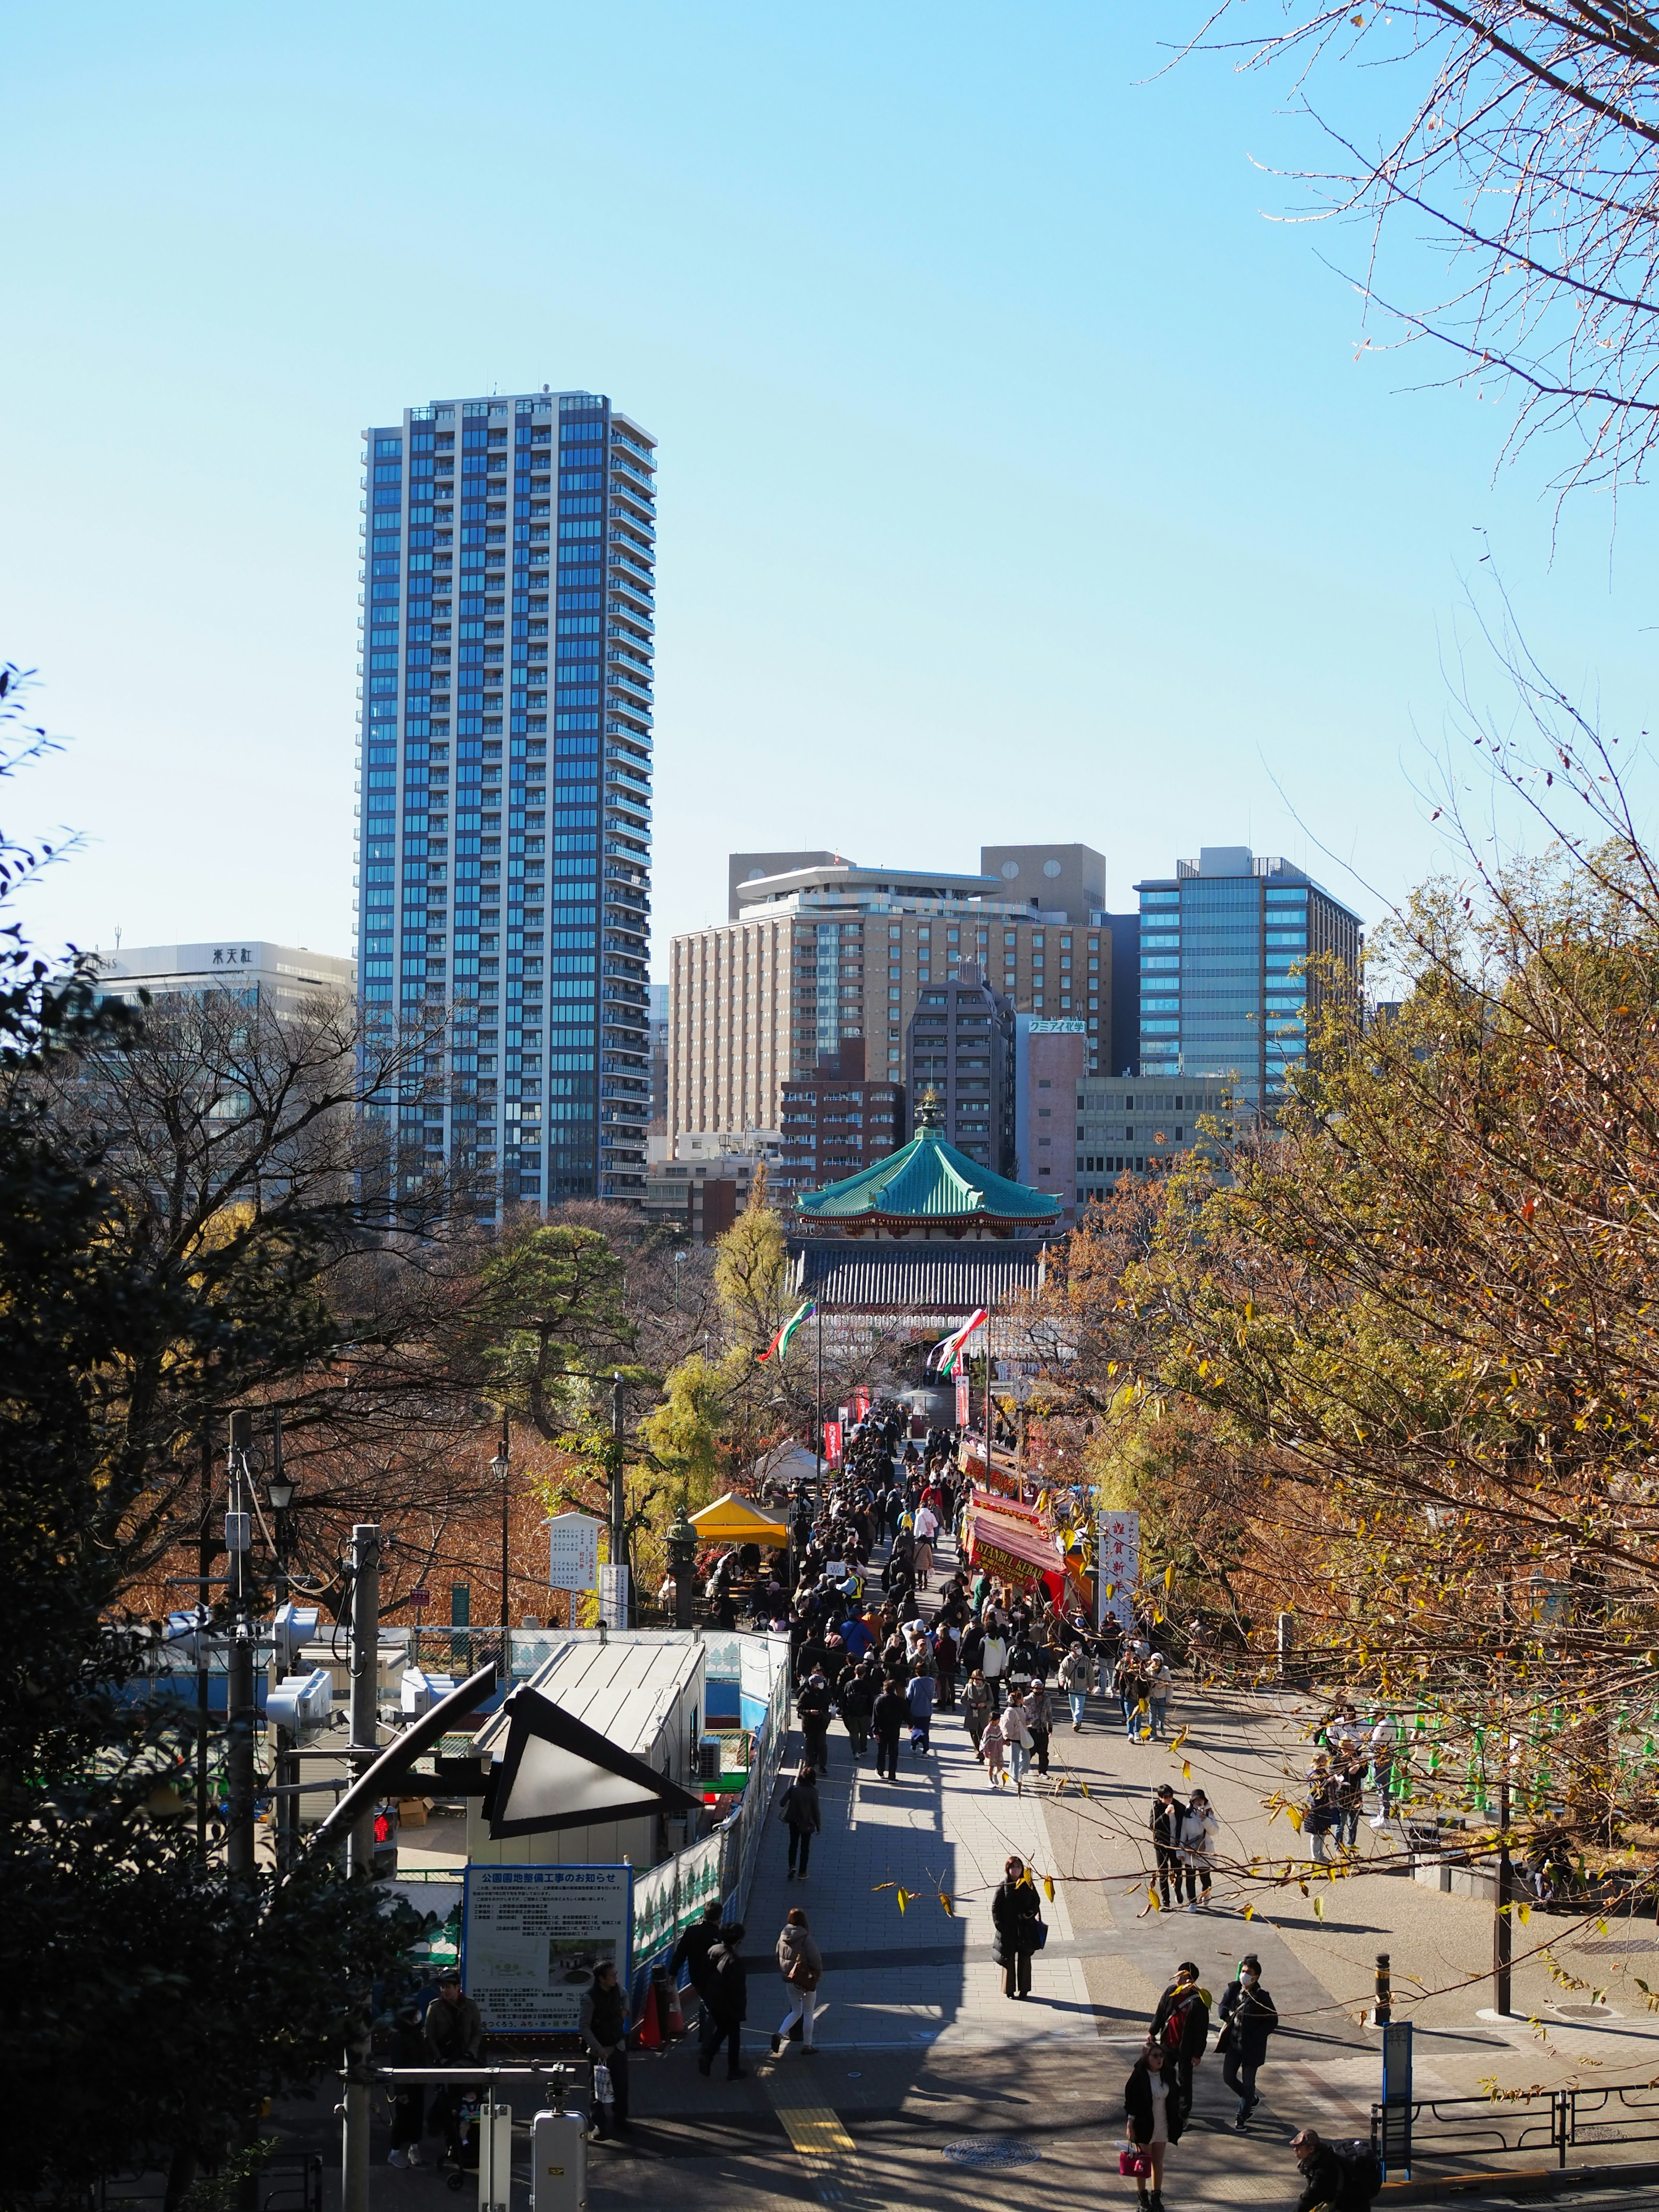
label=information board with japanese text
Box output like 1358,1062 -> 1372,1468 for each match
547,1512 -> 600,1594
462,1864 -> 633,2038
1096,1508 -> 1141,1629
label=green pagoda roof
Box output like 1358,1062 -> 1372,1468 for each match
795,1120 -> 1062,1233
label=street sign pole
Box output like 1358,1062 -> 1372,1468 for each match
1380,2018 -> 1413,2180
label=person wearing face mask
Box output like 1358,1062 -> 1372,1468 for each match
1217,1952 -> 1278,2130
1122,2036 -> 1184,2212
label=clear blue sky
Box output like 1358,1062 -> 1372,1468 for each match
6,2 -> 1656,974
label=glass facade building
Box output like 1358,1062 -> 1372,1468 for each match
354,388 -> 655,1212
1135,845 -> 1361,1117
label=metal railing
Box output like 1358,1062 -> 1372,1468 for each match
1373,2085 -> 1659,2171
98,2155 -> 321,2212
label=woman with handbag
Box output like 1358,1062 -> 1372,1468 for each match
1122,2037 -> 1183,2211
771,1907 -> 824,2056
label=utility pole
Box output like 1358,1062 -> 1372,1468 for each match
267,1413 -> 299,1877
814,1302 -> 823,1485
342,1523 -> 382,2212
197,1427 -> 213,1857
225,1410 -> 256,1878
1494,1578 -> 1514,2016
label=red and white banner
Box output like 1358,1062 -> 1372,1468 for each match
955,1373 -> 971,1428
822,1420 -> 843,1468
851,1387 -> 871,1422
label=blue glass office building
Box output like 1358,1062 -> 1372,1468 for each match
355,388 -> 655,1211
1135,846 -> 1360,1116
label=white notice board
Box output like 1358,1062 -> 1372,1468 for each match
547,1512 -> 600,1593
462,1863 -> 633,2038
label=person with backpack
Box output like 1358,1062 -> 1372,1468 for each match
1122,2036 -> 1184,2212
771,1906 -> 824,2056
670,1899 -> 723,2030
696,1921 -> 748,2080
991,1853 -> 1043,1999
779,1761 -> 823,1880
1217,1953 -> 1278,2129
1290,2127 -> 1382,2211
1149,1959 -> 1211,2111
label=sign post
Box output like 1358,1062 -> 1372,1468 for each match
462,1864 -> 634,2039
1380,2019 -> 1413,2180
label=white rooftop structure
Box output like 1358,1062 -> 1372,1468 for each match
93,940 -> 355,1019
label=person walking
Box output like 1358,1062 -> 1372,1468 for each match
962,1668 -> 992,1758
934,1622 -> 959,1710
1177,1786 -> 1220,1911
797,1665 -> 832,1776
670,1900 -> 723,2032
871,1674 -> 906,1782
385,2004 -> 427,2167
1150,1960 -> 1211,2112
1334,1738 -> 1365,1853
991,1854 -> 1042,1999
779,1761 -> 822,1880
906,1664 -> 935,1758
1001,1688 -> 1035,1795
1369,1712 -> 1399,1830
1027,1680 -> 1053,1775
578,1960 -> 631,2141
1144,1651 -> 1171,1741
1150,1784 -> 1186,1913
1217,1953 -> 1278,2131
981,1622 -> 1009,1699
1122,2037 -> 1184,2212
1305,1753 -> 1337,1864
981,1705 -> 1007,1789
424,1970 -> 484,2170
696,1921 -> 748,2080
1116,1648 -> 1145,1741
770,1906 -> 823,2056
1058,1640 -> 1091,1730
838,1664 -> 873,1762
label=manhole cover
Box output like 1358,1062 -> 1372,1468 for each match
943,2140 -> 1041,2169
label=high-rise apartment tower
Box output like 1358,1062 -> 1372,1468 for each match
354,388 -> 655,1212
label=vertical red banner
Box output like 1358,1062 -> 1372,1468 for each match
955,1374 -> 971,1427
823,1420 -> 843,1468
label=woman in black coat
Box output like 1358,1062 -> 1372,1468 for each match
1122,2038 -> 1182,2211
989,1853 -> 1042,2000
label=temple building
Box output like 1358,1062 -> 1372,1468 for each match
790,1094 -> 1062,1360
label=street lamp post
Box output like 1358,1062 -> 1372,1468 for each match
491,1414 -> 511,1672
266,1423 -> 298,1878
225,1410 -> 256,1878
667,1499 -> 698,1630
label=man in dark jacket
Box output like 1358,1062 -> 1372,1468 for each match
1290,2129 -> 1358,2211
1150,1959 -> 1210,2110
670,1900 -> 723,2024
696,1922 -> 748,2080
1150,1784 -> 1187,1912
578,1960 -> 630,2140
424,1971 -> 484,2167
839,1664 -> 874,1759
796,1667 -> 833,1774
1218,1953 -> 1278,2129
990,1854 -> 1042,1999
871,1675 -> 907,1782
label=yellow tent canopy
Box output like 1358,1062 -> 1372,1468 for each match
688,1493 -> 790,1546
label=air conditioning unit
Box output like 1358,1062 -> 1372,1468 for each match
400,1667 -> 458,1717
268,1667 -> 334,1738
695,1734 -> 722,1782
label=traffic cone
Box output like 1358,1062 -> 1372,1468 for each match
662,1975 -> 686,2036
637,1977 -> 662,2049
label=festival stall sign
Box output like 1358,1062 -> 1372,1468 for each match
965,1510 -> 1066,1600
1096,1508 -> 1141,1629
955,1373 -> 971,1427
822,1420 -> 843,1469
967,1488 -> 1046,1526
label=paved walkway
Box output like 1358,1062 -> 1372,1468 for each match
276,1518 -> 1659,2209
